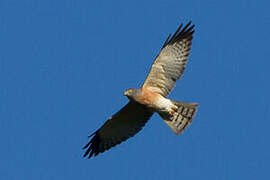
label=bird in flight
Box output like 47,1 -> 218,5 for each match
83,21 -> 198,158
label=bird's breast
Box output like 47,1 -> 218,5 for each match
136,89 -> 169,111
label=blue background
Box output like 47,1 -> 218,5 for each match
1,0 -> 269,179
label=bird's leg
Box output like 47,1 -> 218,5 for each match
169,109 -> 175,116
169,105 -> 178,116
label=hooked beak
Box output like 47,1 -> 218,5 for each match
124,89 -> 132,96
124,91 -> 128,96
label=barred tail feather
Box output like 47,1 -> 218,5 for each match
161,101 -> 198,135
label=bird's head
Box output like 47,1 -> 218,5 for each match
124,88 -> 141,100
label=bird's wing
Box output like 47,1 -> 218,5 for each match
83,101 -> 153,158
142,22 -> 194,97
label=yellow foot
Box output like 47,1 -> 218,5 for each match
169,109 -> 175,116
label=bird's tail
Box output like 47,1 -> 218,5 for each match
159,101 -> 198,135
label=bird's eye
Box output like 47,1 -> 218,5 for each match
128,89 -> 133,93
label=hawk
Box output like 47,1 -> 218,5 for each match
83,22 -> 198,158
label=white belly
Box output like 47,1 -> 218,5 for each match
155,96 -> 176,113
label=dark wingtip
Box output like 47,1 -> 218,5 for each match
162,33 -> 172,48
162,21 -> 195,48
82,131 -> 101,159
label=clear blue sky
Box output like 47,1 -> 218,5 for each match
1,0 -> 269,179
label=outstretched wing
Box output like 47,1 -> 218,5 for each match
142,22 -> 195,97
83,101 -> 153,158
